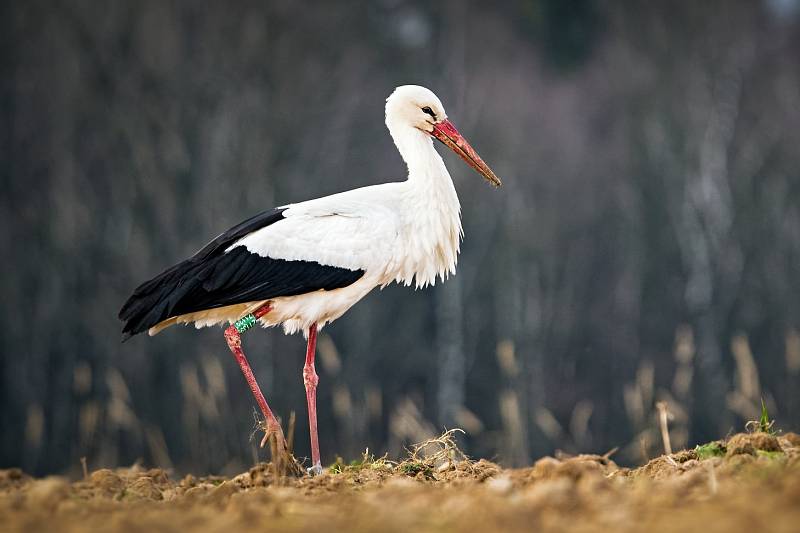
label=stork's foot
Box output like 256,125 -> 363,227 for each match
307,463 -> 324,476
259,419 -> 287,451
258,419 -> 303,477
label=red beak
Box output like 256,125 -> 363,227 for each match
430,119 -> 502,187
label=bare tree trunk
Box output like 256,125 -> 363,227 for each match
436,276 -> 465,429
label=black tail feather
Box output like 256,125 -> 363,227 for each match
119,247 -> 364,339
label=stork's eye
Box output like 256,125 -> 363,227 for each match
422,106 -> 436,118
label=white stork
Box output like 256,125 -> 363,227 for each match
120,85 -> 501,474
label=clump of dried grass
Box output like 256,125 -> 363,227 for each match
398,428 -> 467,473
324,428 -> 498,483
394,429 -> 499,482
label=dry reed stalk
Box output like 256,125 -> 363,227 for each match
286,411 -> 296,456
656,401 -> 672,455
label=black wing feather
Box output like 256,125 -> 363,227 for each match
119,207 -> 365,340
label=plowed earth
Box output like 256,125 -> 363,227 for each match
2,432 -> 799,532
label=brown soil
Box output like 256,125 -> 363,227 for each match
2,431 -> 799,532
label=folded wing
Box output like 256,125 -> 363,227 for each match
119,196 -> 400,340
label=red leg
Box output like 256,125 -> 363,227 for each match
303,323 -> 322,474
224,304 -> 286,452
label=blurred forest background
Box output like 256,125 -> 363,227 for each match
2,0 -> 800,476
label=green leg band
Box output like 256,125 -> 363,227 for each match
234,313 -> 257,334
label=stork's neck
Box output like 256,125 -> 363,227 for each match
390,124 -> 460,202
387,122 -> 463,288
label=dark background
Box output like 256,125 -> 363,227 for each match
2,0 -> 800,476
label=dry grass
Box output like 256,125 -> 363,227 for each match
2,430 -> 800,532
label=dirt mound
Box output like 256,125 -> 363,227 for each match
726,431 -> 782,456
2,431 -> 799,532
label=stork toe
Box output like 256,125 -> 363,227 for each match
259,420 -> 287,450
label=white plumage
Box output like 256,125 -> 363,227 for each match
150,85 -> 498,337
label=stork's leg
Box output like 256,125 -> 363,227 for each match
303,323 -> 322,474
223,304 -> 287,455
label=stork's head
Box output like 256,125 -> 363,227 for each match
386,85 -> 502,187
